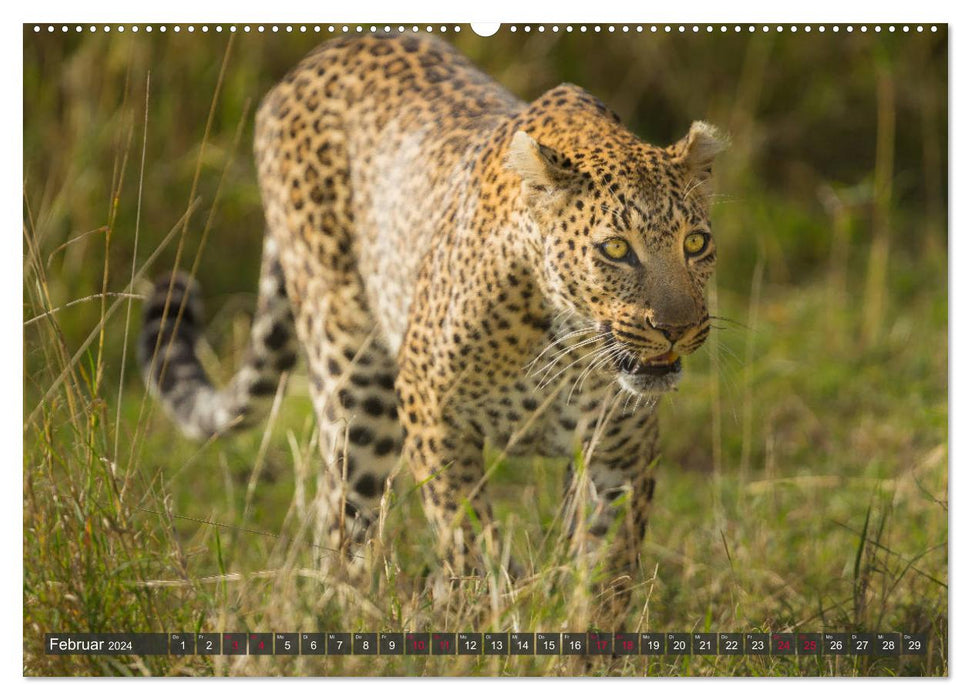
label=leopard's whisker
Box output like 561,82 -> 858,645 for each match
566,345 -> 622,404
524,323 -> 599,372
708,314 -> 747,330
536,340 -> 612,391
682,175 -> 708,201
531,331 -> 609,379
530,327 -> 606,373
569,345 -> 624,403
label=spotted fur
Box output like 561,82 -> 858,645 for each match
140,34 -> 725,588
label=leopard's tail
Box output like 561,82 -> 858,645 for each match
138,236 -> 298,440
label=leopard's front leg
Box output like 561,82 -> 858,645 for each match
573,407 -> 660,616
397,379 -> 496,578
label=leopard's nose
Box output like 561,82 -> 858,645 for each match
653,323 -> 692,344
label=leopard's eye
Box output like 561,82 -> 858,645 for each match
600,238 -> 631,261
684,231 -> 709,257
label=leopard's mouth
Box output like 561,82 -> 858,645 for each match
599,323 -> 683,394
614,349 -> 682,377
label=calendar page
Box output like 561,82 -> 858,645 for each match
22,14 -> 948,679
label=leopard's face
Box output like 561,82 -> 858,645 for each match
509,119 -> 725,395
573,193 -> 715,395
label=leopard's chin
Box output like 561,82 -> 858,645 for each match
613,348 -> 683,395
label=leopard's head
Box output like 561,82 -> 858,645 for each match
509,110 -> 727,395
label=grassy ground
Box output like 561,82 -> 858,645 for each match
23,25 -> 947,676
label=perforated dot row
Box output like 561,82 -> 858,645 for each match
505,24 -> 938,34
31,25 -> 463,34
31,24 -> 939,35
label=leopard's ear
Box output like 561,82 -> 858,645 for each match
673,121 -> 728,180
507,131 -> 578,200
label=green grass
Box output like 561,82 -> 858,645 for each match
23,26 -> 947,676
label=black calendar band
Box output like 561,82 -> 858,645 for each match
44,632 -> 928,656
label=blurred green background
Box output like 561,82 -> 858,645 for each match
24,24 -> 947,676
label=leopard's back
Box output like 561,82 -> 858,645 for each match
254,33 -> 523,354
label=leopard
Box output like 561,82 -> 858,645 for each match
140,33 -> 725,598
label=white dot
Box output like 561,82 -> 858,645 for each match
763,26 -> 769,32
861,26 -> 868,32
159,26 -> 166,33
692,25 -> 699,33
847,26 -> 854,32
678,25 -> 685,32
918,25 -> 924,32
819,26 -> 826,32
539,26 -> 546,32
875,26 -> 881,33
932,26 -> 938,32
510,26 -> 517,33
524,25 -> 531,33
32,25 -> 38,32
566,26 -> 573,33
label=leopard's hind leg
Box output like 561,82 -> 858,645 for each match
297,278 -> 404,567
255,73 -> 402,568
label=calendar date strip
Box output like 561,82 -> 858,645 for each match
45,632 -> 928,656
